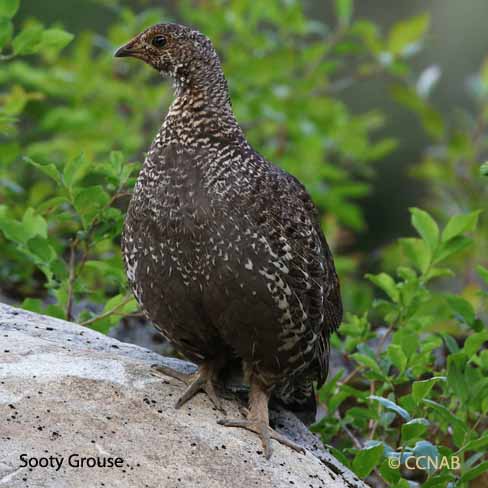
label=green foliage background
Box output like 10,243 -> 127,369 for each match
0,0 -> 486,486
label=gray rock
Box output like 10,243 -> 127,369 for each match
0,303 -> 366,488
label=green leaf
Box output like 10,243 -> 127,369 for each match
366,272 -> 399,302
400,237 -> 430,273
102,294 -> 128,314
434,235 -> 472,264
401,418 -> 429,444
328,384 -> 369,412
413,441 -> 440,475
88,294 -> 137,333
21,297 -> 43,314
352,443 -> 384,479
73,185 -> 110,228
441,333 -> 459,353
351,353 -> 383,375
27,236 -> 56,264
393,330 -> 419,359
464,330 -> 488,357
44,304 -> 65,320
423,399 -> 468,438
326,445 -> 351,470
0,0 -> 19,18
39,28 -> 73,51
390,84 -> 445,139
481,162 -> 488,176
422,473 -> 457,488
110,150 -> 124,176
457,433 -> 488,454
441,210 -> 481,242
424,267 -> 454,281
24,157 -> 62,185
12,24 -> 44,55
392,480 -> 410,488
447,352 -> 469,402
22,208 -> 47,239
0,17 -> 13,49
0,208 -> 51,266
410,207 -> 439,254
379,458 -> 401,484
84,260 -> 125,282
387,344 -> 407,373
335,0 -> 353,27
0,216 -> 30,243
388,13 -> 430,55
63,154 -> 90,189
459,461 -> 488,483
369,395 -> 411,421
397,266 -> 417,281
412,377 -> 446,403
37,196 -> 70,213
477,265 -> 488,284
446,295 -> 475,327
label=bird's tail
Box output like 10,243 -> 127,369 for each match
272,382 -> 317,426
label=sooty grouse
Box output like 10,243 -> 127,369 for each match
115,23 -> 342,458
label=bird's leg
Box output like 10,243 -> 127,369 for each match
151,359 -> 225,413
218,377 -> 305,459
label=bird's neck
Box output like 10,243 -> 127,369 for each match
173,60 -> 231,109
159,60 -> 245,146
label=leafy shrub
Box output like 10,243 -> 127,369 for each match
0,2 -> 165,327
0,0 -> 486,486
315,208 -> 487,486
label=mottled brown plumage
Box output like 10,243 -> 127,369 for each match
115,23 -> 342,458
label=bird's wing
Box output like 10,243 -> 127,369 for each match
271,168 -> 343,387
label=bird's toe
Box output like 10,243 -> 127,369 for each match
217,417 -> 303,459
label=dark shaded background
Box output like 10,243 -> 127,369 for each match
19,0 -> 488,251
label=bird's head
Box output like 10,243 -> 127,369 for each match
114,23 -> 225,96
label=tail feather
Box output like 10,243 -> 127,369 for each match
272,382 -> 317,425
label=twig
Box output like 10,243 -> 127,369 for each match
471,415 -> 483,433
109,191 -> 132,205
303,27 -> 345,79
316,65 -> 389,96
377,323 -> 395,352
122,311 -> 145,319
79,295 -> 133,327
64,188 -> 131,320
335,412 -> 362,449
367,324 -> 397,440
368,381 -> 378,440
45,181 -> 134,324
339,324 -> 396,386
339,365 -> 362,386
65,238 -> 79,321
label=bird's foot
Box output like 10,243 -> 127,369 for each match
151,363 -> 226,413
218,379 -> 305,459
218,415 -> 305,459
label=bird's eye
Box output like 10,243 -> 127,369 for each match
152,35 -> 167,48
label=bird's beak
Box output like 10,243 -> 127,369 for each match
114,37 -> 141,58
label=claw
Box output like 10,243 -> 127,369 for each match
218,378 -> 305,459
218,416 -> 304,459
151,363 -> 226,413
151,364 -> 191,383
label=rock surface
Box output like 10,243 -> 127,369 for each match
0,303 -> 366,488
